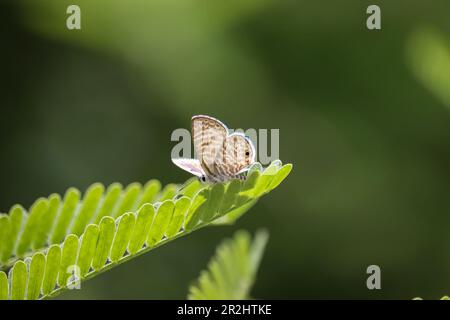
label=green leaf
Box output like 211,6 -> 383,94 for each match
77,224 -> 100,277
178,178 -> 203,198
128,204 -> 155,254
34,194 -> 61,250
407,28 -> 450,111
219,180 -> 242,215
58,235 -> 79,287
0,161 -> 291,299
166,197 -> 191,238
1,205 -> 24,264
70,183 -> 104,236
113,183 -> 141,218
202,183 -> 225,222
0,215 -> 9,264
110,213 -> 136,262
249,230 -> 270,275
94,183 -> 122,224
185,189 -> 209,230
92,217 -> 115,271
235,170 -> 261,206
147,200 -> 174,247
188,229 -> 269,300
26,252 -> 46,300
248,161 -> 281,197
158,183 -> 178,202
41,245 -> 61,296
10,260 -> 27,300
137,180 -> 161,207
0,271 -> 8,300
241,169 -> 260,193
213,199 -> 258,225
50,188 -> 80,244
16,198 -> 49,257
268,163 -> 293,191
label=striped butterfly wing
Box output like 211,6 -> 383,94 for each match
192,115 -> 228,178
214,132 -> 256,178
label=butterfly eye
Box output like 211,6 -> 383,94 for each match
201,176 -> 206,182
245,152 -> 250,156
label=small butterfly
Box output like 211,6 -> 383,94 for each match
172,115 -> 256,183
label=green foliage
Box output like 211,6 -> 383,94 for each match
407,27 -> 450,110
0,160 -> 292,300
188,229 -> 268,300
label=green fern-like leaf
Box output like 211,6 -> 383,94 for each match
0,160 -> 292,300
188,229 -> 269,300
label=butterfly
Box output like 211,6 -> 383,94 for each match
172,115 -> 256,183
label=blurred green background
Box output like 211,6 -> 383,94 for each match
1,0 -> 449,299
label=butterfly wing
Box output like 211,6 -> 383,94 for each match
214,132 -> 256,177
171,158 -> 205,178
192,115 -> 228,177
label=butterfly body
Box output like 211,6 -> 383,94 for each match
172,115 -> 256,183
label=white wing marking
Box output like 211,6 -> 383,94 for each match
171,158 -> 205,178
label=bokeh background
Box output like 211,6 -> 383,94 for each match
1,0 -> 449,299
